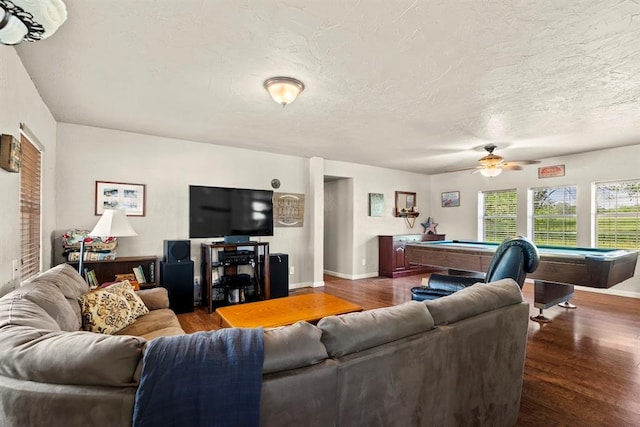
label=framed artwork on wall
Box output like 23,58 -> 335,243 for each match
95,181 -> 146,216
368,193 -> 384,217
441,191 -> 460,208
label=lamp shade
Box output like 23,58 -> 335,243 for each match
89,209 -> 137,237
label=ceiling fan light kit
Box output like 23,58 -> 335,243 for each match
0,0 -> 67,45
480,167 -> 503,177
264,76 -> 305,107
452,144 -> 540,177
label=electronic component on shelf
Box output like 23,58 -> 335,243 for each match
219,250 -> 254,266
220,273 -> 252,287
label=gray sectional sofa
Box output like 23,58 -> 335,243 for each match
0,264 -> 529,426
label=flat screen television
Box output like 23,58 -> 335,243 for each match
189,185 -> 274,238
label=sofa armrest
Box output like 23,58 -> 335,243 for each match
136,288 -> 169,310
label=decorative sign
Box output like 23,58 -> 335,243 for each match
0,134 -> 21,173
368,193 -> 384,217
538,165 -> 565,178
274,192 -> 305,227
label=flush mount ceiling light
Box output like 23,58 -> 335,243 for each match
264,77 -> 305,107
0,0 -> 67,45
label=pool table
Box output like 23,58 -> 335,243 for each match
406,240 -> 639,320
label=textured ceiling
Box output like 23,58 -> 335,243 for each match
15,0 -> 640,174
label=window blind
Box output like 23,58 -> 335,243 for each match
482,189 -> 517,243
595,180 -> 640,249
20,135 -> 41,280
531,185 -> 577,246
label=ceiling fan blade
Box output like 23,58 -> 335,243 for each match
471,168 -> 483,174
508,160 -> 540,165
448,166 -> 482,173
502,164 -> 523,171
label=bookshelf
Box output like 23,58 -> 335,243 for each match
67,256 -> 158,289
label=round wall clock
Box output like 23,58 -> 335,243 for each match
271,179 -> 281,189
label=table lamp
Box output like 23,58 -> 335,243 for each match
78,209 -> 138,277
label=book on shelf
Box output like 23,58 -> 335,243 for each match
114,273 -> 139,290
115,273 -> 136,282
149,262 -> 155,283
85,269 -> 98,289
133,265 -> 147,284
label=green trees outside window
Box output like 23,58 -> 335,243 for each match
595,180 -> 640,249
532,186 -> 577,246
482,190 -> 517,243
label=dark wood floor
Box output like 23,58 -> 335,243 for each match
178,274 -> 640,426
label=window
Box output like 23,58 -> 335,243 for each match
481,189 -> 517,243
20,135 -> 42,280
531,185 -> 577,246
594,180 -> 640,249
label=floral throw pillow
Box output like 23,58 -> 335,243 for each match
79,290 -> 136,334
103,280 -> 149,319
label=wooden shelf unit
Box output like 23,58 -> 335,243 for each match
201,242 -> 270,313
67,256 -> 158,289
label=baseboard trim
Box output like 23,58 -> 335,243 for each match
323,270 -> 379,281
574,285 -> 640,299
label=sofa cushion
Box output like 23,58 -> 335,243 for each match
0,325 -> 145,386
116,308 -> 184,339
103,281 -> 149,319
136,287 -> 170,310
0,294 -> 61,331
79,289 -> 136,334
6,283 -> 78,331
318,301 -> 435,358
25,264 -> 89,330
263,321 -> 328,374
424,278 -> 523,325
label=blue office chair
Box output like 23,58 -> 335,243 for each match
411,236 -> 540,301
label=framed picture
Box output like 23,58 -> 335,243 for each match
441,191 -> 460,208
405,194 -> 415,209
368,193 -> 384,217
95,181 -> 146,216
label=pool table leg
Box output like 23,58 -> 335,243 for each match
530,281 -> 576,323
530,308 -> 552,323
557,301 -> 577,309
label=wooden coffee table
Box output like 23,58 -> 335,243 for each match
216,293 -> 363,328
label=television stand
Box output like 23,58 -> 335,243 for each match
201,242 -> 270,313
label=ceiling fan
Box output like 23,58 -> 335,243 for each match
456,144 -> 539,177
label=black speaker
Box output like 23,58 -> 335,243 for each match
160,261 -> 194,314
269,253 -> 289,299
164,240 -> 191,263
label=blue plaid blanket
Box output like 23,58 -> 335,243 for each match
133,328 -> 264,427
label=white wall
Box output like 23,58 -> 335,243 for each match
0,48 -> 57,296
55,123 -> 313,285
430,144 -> 640,297
324,160 -> 432,278
324,178 -> 354,277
